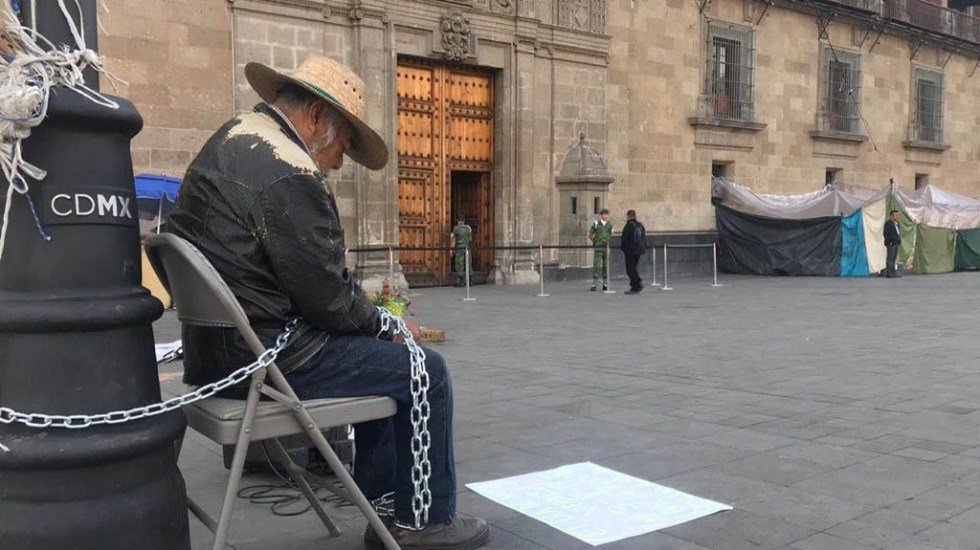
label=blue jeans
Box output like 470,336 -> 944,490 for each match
284,335 -> 456,526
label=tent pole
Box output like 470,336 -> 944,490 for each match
156,196 -> 163,234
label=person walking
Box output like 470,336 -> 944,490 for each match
620,209 -> 646,294
884,209 -> 902,278
588,208 -> 612,291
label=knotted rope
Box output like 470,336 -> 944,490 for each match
0,0 -> 123,262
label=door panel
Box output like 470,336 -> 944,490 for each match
397,60 -> 494,286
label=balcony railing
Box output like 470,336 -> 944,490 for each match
829,0 -> 883,12
882,0 -> 980,44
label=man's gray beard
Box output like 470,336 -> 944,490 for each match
309,134 -> 335,171
310,135 -> 333,155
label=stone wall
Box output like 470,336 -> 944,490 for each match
99,0 -> 234,177
96,0 -> 980,279
605,0 -> 980,233
231,6 -> 362,242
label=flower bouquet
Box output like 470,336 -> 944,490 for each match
370,281 -> 411,318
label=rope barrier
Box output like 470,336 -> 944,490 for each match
350,242 -> 719,253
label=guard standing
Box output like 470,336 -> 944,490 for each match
450,215 -> 472,287
589,208 -> 612,291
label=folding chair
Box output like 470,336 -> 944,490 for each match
145,233 -> 400,550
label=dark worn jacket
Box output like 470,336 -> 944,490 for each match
167,103 -> 384,387
620,219 -> 646,256
883,219 -> 902,246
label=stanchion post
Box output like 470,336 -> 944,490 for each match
649,244 -> 660,287
603,243 -> 615,294
711,242 -> 723,287
536,245 -> 549,297
387,246 -> 394,282
462,247 -> 475,301
661,244 -> 673,291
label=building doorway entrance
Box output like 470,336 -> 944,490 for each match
396,59 -> 494,286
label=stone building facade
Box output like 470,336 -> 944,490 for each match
99,0 -> 980,286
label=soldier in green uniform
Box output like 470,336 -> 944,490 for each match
588,208 -> 612,291
450,215 -> 473,286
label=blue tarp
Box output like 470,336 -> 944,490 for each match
135,174 -> 180,237
135,173 -> 180,200
840,210 -> 870,277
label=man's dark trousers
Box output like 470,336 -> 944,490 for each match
283,336 -> 456,526
885,244 -> 900,277
625,252 -> 642,290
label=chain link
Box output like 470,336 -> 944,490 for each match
377,307 -> 432,531
0,320 -> 298,432
0,311 -> 434,529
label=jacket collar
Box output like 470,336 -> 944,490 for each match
254,102 -> 313,158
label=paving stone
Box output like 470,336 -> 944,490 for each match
716,453 -> 836,487
827,508 -> 935,548
946,504 -> 980,530
898,522 -> 980,550
892,448 -> 950,462
153,274 -> 980,550
661,509 -> 815,550
885,485 -> 980,522
734,485 -> 878,531
794,455 -> 966,507
786,533 -> 877,550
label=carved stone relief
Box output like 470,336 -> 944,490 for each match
517,0 -> 535,17
558,0 -> 606,33
473,0 -> 520,15
441,9 -> 472,62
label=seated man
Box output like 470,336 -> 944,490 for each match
167,55 -> 490,550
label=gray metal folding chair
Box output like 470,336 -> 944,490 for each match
145,233 -> 400,550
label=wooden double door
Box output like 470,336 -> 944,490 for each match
397,60 -> 495,287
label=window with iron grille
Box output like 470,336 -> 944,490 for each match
820,47 -> 862,134
913,68 -> 944,144
705,21 -> 755,122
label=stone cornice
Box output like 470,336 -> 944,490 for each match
902,140 -> 951,152
231,0 -> 610,62
809,129 -> 869,143
689,117 -> 767,132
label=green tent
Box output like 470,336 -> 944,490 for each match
912,225 -> 957,274
886,195 -> 917,266
955,228 -> 980,270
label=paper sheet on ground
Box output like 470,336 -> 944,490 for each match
154,340 -> 182,363
466,462 -> 731,546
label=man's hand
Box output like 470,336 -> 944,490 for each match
396,318 -> 423,343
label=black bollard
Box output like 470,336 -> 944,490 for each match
0,2 -> 190,548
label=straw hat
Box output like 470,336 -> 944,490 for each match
245,56 -> 388,170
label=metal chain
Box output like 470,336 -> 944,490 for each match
157,345 -> 184,365
0,320 -> 297,431
377,307 -> 432,530
0,311 -> 433,529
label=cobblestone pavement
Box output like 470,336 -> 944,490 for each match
155,273 -> 980,549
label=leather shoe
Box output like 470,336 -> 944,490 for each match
365,516 -> 491,550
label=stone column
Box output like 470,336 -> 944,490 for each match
349,4 -> 407,292
503,37 -> 540,285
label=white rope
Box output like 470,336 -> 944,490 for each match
0,180 -> 13,263
0,0 -> 122,262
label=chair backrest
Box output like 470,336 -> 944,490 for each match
145,233 -> 267,358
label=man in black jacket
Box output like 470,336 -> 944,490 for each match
620,210 -> 646,294
884,209 -> 902,278
167,56 -> 489,549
